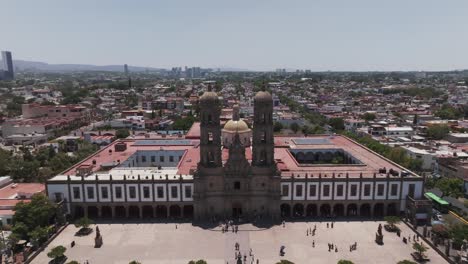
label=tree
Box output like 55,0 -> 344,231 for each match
397,260 -> 417,264
328,118 -> 345,131
66,261 -> 80,264
435,177 -> 463,198
384,216 -> 401,231
276,260 -> 294,264
435,105 -> 462,120
47,245 -> 66,263
290,122 -> 300,133
412,242 -> 428,257
129,261 -> 141,264
116,129 -> 130,139
426,124 -> 450,140
337,260 -> 354,264
28,226 -> 49,248
449,224 -> 468,247
12,194 -> 56,241
74,217 -> 93,231
273,122 -> 283,132
187,260 -> 207,264
362,112 -> 376,122
172,116 -> 196,131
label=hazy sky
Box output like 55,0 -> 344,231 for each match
2,0 -> 468,71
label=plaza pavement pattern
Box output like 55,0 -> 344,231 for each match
32,221 -> 448,264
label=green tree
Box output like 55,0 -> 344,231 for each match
12,194 -> 56,240
47,245 -> 66,263
276,260 -> 294,264
337,260 -> 354,264
188,260 -> 207,264
66,261 -> 80,264
28,226 -> 49,248
362,112 -> 376,121
384,216 -> 401,230
329,118 -> 345,131
172,116 -> 196,131
397,260 -> 418,264
116,129 -> 130,139
435,177 -> 463,198
129,261 -> 141,264
435,105 -> 462,120
426,124 -> 450,140
74,217 -> 93,231
273,122 -> 283,132
412,242 -> 428,257
290,122 -> 300,133
449,224 -> 468,246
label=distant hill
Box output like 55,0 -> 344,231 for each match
1,59 -> 164,72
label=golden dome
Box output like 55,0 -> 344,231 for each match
223,120 -> 250,133
254,91 -> 272,102
199,91 -> 218,102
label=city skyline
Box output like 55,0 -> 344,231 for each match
2,0 -> 468,71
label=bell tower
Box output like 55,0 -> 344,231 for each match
252,89 -> 275,166
198,85 -> 222,168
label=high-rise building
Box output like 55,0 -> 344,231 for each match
1,51 -> 14,80
124,64 -> 129,75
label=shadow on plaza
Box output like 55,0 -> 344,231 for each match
87,216 -> 385,230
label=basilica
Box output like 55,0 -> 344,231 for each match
46,88 -> 431,225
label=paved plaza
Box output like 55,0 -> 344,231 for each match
32,221 -> 448,264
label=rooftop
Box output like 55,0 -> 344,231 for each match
50,135 -> 418,181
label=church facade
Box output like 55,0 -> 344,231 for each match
46,89 -> 431,225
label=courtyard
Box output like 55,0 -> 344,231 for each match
32,220 -> 448,264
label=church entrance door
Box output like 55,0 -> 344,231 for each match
232,203 -> 243,218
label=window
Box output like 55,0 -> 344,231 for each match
309,185 -> 317,196
391,184 -> 398,196
185,186 -> 192,198
377,184 -> 384,196
87,187 -> 94,199
295,185 -> 303,196
234,181 -> 241,190
54,193 -> 62,202
101,187 -> 109,199
6,218 -> 11,225
143,186 -> 150,198
129,186 -> 136,199
157,186 -> 164,198
115,186 -> 122,199
171,186 -> 178,198
282,185 -> 289,196
364,184 -> 371,196
350,184 -> 357,196
151,156 -> 155,163
160,156 -> 165,162
408,184 -> 415,198
141,155 -> 146,163
169,156 -> 174,162
73,187 -> 80,199
336,185 -> 344,196
323,185 -> 330,196
208,132 -> 213,143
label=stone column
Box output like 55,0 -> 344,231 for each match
139,206 -> 143,219
84,205 -> 88,218
98,206 -> 102,218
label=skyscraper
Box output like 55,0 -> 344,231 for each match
1,51 -> 14,80
124,64 -> 129,75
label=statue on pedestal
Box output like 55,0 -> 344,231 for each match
94,226 -> 103,248
375,224 -> 384,245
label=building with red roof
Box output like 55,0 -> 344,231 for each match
47,89 -> 430,225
